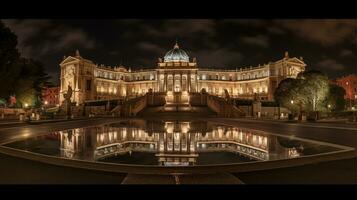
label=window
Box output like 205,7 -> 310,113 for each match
86,80 -> 91,91
202,74 -> 206,80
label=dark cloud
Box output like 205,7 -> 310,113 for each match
2,19 -> 357,84
317,59 -> 346,71
241,35 -> 269,48
137,42 -> 165,54
274,19 -> 357,46
267,26 -> 285,35
340,49 -> 354,57
193,49 -> 244,69
3,19 -> 96,58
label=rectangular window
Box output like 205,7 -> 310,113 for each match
86,80 -> 91,91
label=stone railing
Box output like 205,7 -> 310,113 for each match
111,92 -> 166,117
113,94 -> 147,117
190,92 -> 246,117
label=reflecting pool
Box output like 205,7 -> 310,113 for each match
4,120 -> 343,166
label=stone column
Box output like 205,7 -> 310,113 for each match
172,72 -> 176,92
180,73 -> 183,92
195,71 -> 198,92
164,73 -> 167,92
157,72 -> 160,92
188,71 -> 191,92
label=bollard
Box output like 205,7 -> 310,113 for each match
19,114 -> 24,122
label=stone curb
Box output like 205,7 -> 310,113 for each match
0,145 -> 354,175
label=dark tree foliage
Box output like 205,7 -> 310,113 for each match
274,70 -> 330,117
0,21 -> 20,100
326,84 -> 346,112
0,20 -> 52,107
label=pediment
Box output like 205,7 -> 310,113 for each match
287,57 -> 306,65
60,56 -> 80,66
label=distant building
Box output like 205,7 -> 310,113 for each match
332,74 -> 357,109
59,42 -> 306,106
42,87 -> 60,106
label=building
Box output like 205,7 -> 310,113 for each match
58,120 -> 301,165
333,74 -> 357,109
59,42 -> 306,106
42,86 -> 60,106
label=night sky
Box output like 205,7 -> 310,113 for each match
2,19 -> 357,85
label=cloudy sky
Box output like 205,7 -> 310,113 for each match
2,19 -> 357,84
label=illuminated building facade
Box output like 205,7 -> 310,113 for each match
58,120 -> 301,166
333,74 -> 357,109
42,86 -> 60,106
59,42 -> 306,105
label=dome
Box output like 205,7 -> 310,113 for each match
164,42 -> 189,62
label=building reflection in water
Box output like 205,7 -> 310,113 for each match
57,120 -> 302,166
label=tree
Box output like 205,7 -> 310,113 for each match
0,21 -> 21,100
274,70 -> 330,120
326,84 -> 346,112
14,58 -> 52,107
0,20 -> 52,108
274,78 -> 300,113
297,70 -> 330,112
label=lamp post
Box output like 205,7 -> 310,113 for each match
346,81 -> 352,110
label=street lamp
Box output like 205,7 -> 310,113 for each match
291,100 -> 294,104
24,103 -> 28,108
44,101 -> 48,105
346,81 -> 352,110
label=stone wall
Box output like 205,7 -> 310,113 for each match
0,108 -> 25,119
147,92 -> 166,106
189,92 -> 207,106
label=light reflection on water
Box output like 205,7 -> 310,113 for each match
5,120 -> 340,166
